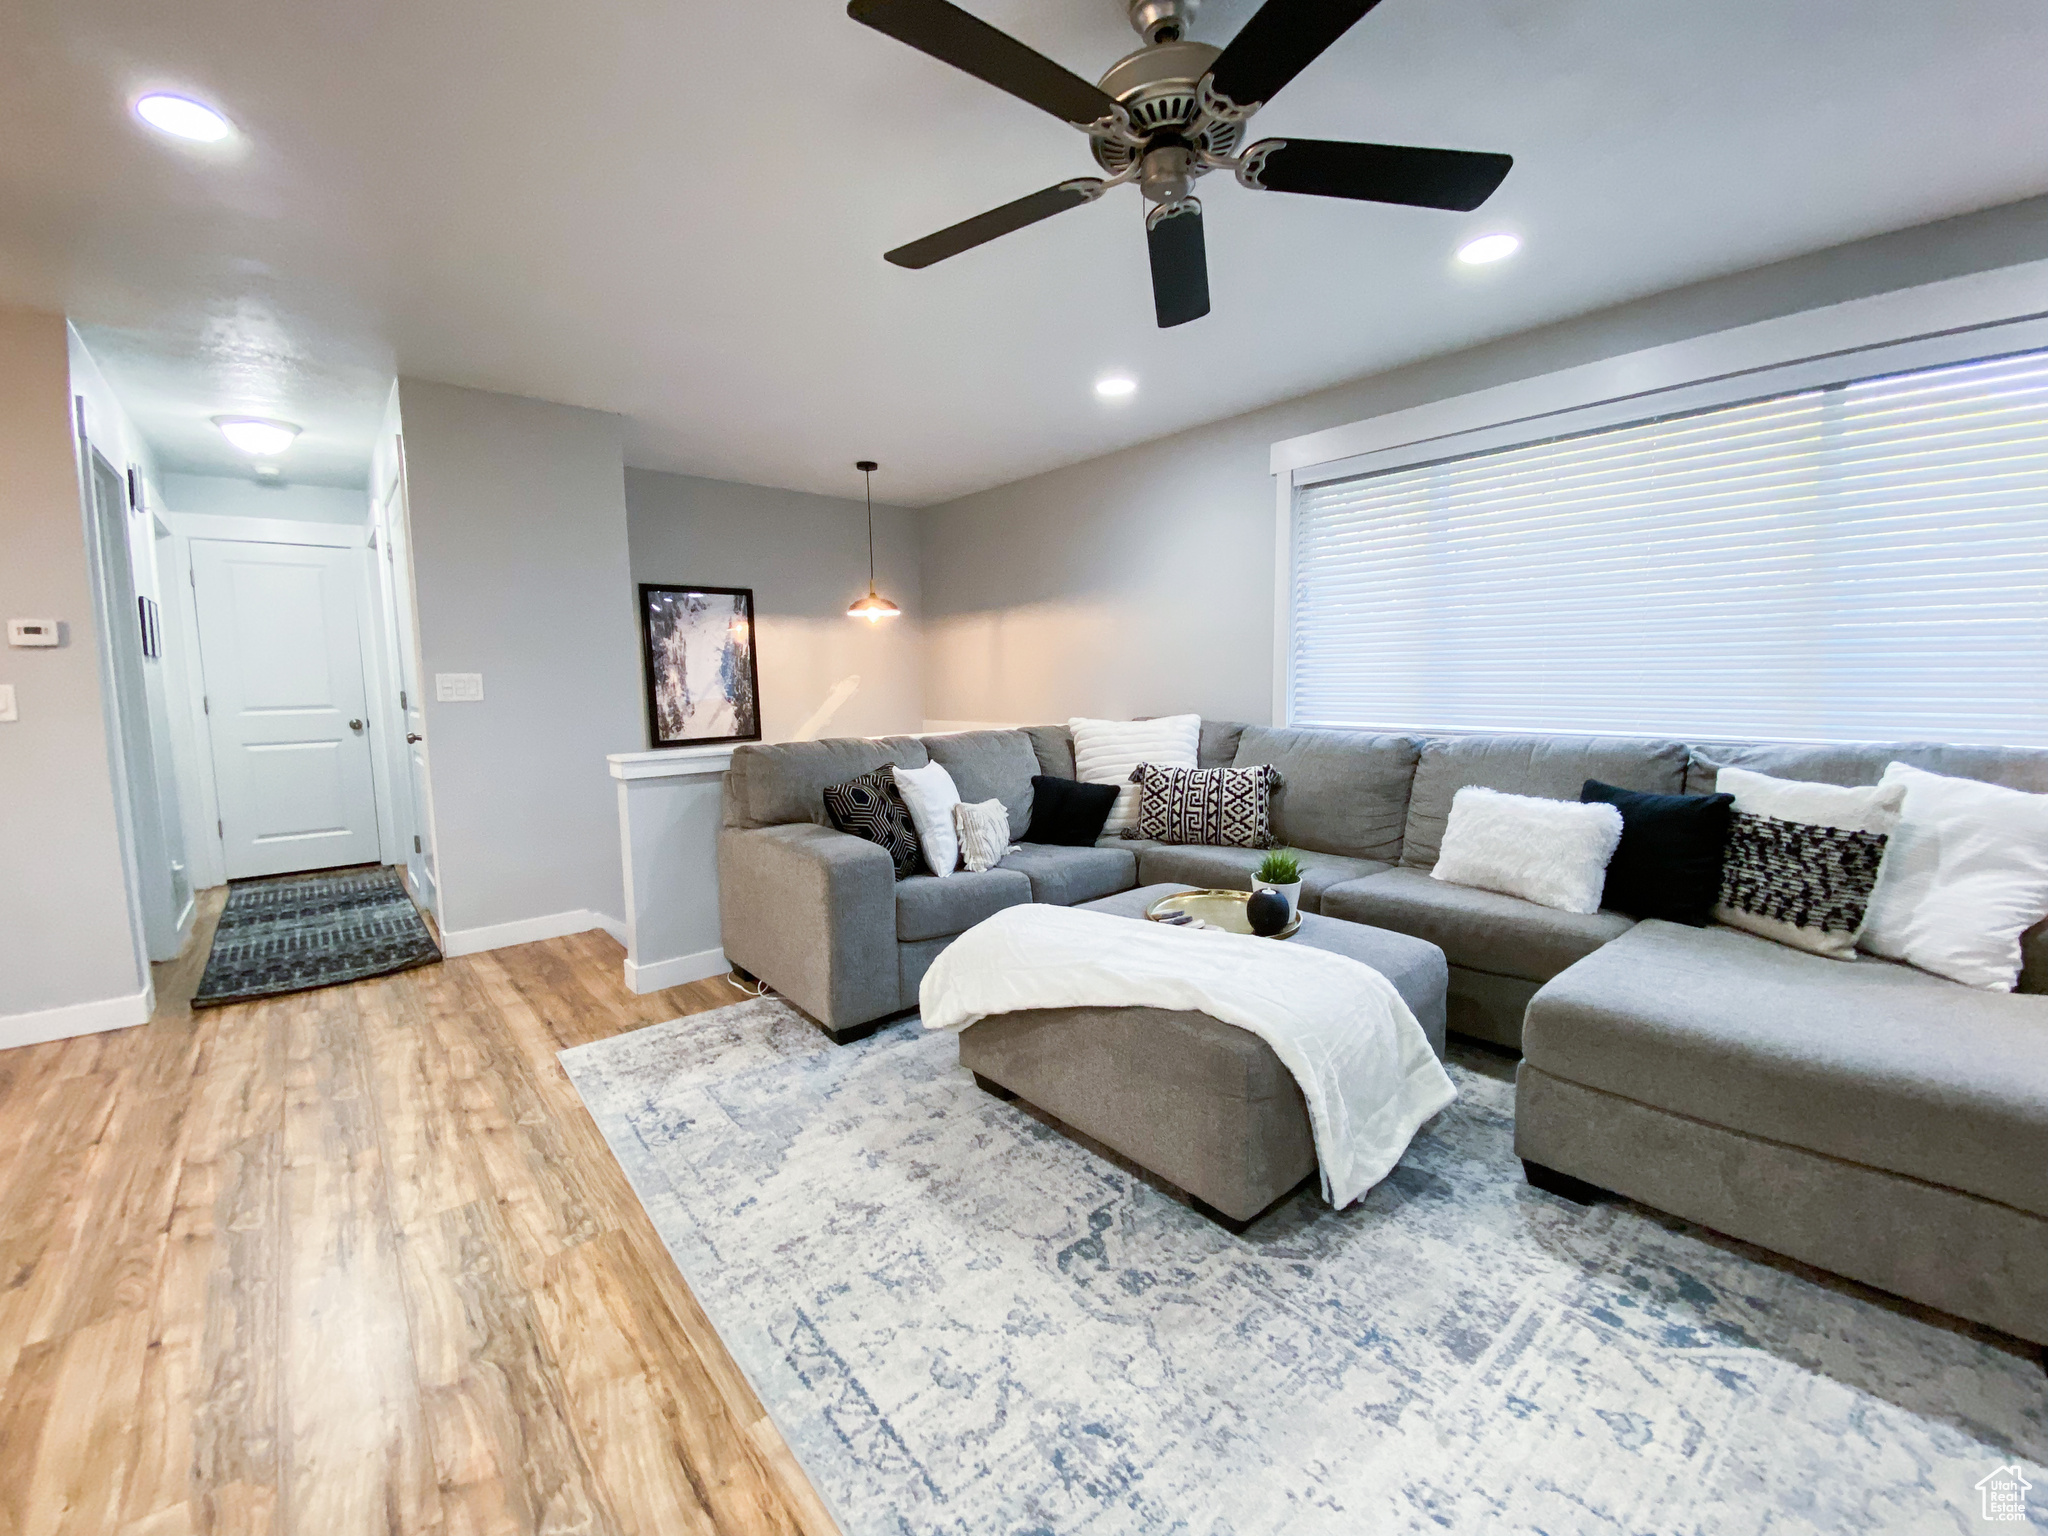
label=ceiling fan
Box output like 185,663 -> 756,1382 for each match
849,0 -> 1514,328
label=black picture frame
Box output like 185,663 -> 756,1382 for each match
637,584 -> 762,748
137,595 -> 161,660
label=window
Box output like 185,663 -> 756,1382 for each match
1288,348 -> 2048,745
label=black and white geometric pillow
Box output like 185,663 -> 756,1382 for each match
1124,762 -> 1282,848
1709,766 -> 1905,959
823,769 -> 923,880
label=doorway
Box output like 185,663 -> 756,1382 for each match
188,537 -> 384,879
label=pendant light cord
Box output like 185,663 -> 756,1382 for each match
864,466 -> 877,590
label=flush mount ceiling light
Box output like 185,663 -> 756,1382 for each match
1456,232 -> 1521,265
213,416 -> 300,457
134,93 -> 233,143
847,460 -> 902,622
1095,375 -> 1138,399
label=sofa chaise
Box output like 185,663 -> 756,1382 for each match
716,720 -> 2048,1346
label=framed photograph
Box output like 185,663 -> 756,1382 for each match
137,595 -> 161,659
637,584 -> 761,747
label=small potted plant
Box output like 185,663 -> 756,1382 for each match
1251,848 -> 1304,923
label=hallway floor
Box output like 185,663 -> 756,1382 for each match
0,894 -> 836,1536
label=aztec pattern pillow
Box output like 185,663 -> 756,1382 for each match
822,769 -> 922,881
1124,762 -> 1281,847
1710,765 -> 1905,959
954,799 -> 1012,874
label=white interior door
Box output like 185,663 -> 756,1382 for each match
380,456 -> 438,916
192,538 -> 382,879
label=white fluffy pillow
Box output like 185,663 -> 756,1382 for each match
892,761 -> 963,878
1431,787 -> 1624,915
1859,762 -> 2048,990
954,798 -> 1012,874
1069,714 -> 1200,837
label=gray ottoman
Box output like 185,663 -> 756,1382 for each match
957,883 -> 1450,1229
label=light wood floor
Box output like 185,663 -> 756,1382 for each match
0,888 -> 838,1536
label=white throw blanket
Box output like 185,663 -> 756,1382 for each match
919,905 -> 1457,1209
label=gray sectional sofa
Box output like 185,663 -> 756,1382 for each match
718,720 -> 2048,1346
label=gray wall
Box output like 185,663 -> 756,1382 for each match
162,472 -> 368,525
0,304 -> 145,1021
625,469 -> 924,741
919,195 -> 2048,728
397,378 -> 643,937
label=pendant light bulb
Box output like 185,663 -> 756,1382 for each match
847,459 -> 901,621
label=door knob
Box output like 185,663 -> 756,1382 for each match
349,718 -> 364,732
406,732 -> 423,743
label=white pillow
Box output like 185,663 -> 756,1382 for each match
1859,762 -> 2048,990
1710,766 -> 1905,960
954,799 -> 1012,874
892,761 -> 962,877
1069,715 -> 1201,837
1430,787 -> 1623,915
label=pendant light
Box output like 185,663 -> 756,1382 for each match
846,459 -> 901,622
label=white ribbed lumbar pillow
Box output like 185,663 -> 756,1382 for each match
954,799 -> 1012,874
1859,762 -> 2048,990
892,760 -> 963,877
1068,715 -> 1201,837
1431,786 -> 1624,915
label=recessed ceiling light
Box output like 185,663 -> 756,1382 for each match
134,93 -> 233,143
1095,375 -> 1137,399
1456,233 -> 1521,266
214,417 -> 300,456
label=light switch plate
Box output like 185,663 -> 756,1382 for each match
7,619 -> 59,647
0,684 -> 16,722
435,672 -> 484,703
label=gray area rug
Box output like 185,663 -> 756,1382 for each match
191,863 -> 441,1009
561,997 -> 2047,1535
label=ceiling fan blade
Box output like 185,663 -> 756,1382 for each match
849,0 -> 1120,128
1238,138 -> 1512,211
1204,0 -> 1385,116
1146,199 -> 1210,329
885,179 -> 1105,268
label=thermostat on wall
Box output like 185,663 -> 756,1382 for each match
435,672 -> 484,703
7,619 -> 59,648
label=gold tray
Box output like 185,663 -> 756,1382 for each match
1144,888 -> 1301,940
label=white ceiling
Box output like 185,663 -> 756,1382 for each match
3,0 -> 2045,502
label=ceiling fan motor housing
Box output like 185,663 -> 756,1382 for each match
1091,38 -> 1242,176
1127,0 -> 1199,43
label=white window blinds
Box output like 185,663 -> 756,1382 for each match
1289,348 -> 2048,745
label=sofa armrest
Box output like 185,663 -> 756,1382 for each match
718,823 -> 900,1033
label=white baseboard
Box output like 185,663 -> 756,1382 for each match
0,987 -> 154,1051
623,946 -> 729,995
440,908 -> 624,958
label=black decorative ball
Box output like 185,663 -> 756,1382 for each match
1246,889 -> 1290,936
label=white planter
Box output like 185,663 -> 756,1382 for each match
1250,877 -> 1303,922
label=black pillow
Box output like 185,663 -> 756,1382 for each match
823,769 -> 922,880
1022,775 -> 1119,847
1580,779 -> 1735,926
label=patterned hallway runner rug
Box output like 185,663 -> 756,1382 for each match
561,997 -> 2047,1536
191,863 -> 441,1008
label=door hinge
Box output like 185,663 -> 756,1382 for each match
202,695 -> 210,715
189,565 -> 196,589
400,688 -> 407,710
413,834 -> 422,853
217,819 -> 224,839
